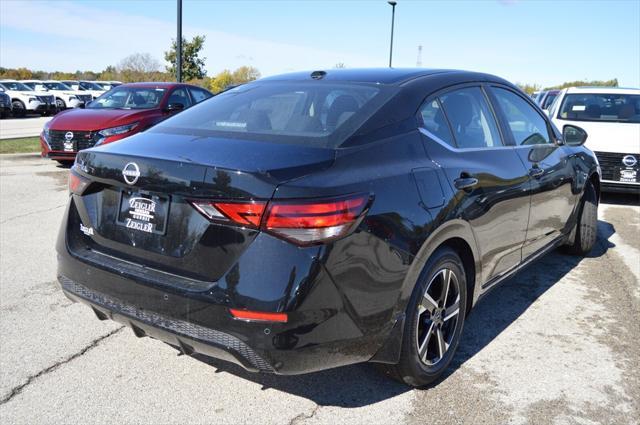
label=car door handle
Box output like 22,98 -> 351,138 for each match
529,167 -> 544,178
454,176 -> 479,190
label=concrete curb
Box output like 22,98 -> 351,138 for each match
0,152 -> 41,158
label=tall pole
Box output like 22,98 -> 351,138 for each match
177,0 -> 183,82
388,1 -> 397,68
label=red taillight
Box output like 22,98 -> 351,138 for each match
229,309 -> 288,323
263,195 -> 369,245
190,201 -> 266,228
214,202 -> 266,227
190,194 -> 370,245
265,197 -> 367,228
68,169 -> 90,195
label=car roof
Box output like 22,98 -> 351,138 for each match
564,86 -> 639,95
118,82 -> 190,89
258,68 -> 505,85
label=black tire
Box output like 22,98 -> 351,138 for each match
564,181 -> 598,255
379,247 -> 467,387
56,98 -> 66,110
56,160 -> 74,167
12,100 -> 26,117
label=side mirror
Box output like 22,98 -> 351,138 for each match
165,102 -> 185,112
563,125 -> 588,146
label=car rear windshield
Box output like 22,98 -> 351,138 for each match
151,81 -> 397,148
88,87 -> 167,110
558,93 -> 640,123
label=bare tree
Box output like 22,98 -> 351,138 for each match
118,53 -> 161,74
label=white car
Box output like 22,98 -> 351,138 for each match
40,80 -> 92,109
94,80 -> 122,91
549,87 -> 640,193
60,80 -> 106,100
0,80 -> 48,117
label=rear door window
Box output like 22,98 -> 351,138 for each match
492,87 -> 552,145
418,99 -> 455,147
439,87 -> 503,149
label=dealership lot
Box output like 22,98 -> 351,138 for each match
0,117 -> 51,139
0,155 -> 638,424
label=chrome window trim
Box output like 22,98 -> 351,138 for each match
419,127 -> 515,152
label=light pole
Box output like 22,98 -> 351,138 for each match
388,1 -> 397,68
177,0 -> 182,82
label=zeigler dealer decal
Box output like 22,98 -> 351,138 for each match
125,197 -> 157,233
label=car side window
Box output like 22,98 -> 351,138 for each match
492,87 -> 552,145
168,88 -> 193,108
439,87 -> 502,149
189,88 -> 212,104
418,99 -> 455,147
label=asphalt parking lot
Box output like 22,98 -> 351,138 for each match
0,154 -> 638,425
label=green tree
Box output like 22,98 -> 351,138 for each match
164,35 -> 207,81
545,78 -> 618,90
208,66 -> 261,93
516,83 -> 542,95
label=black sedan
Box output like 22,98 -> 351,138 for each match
58,68 -> 600,387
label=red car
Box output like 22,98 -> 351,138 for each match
40,82 -> 213,163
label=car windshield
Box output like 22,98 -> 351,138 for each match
1,81 -> 33,91
80,81 -> 103,91
88,87 -> 166,110
44,82 -> 72,91
152,81 -> 396,148
558,93 -> 640,123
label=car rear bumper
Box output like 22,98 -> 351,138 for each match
56,199 -> 396,375
59,276 -> 276,372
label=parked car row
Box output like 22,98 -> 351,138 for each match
0,79 -> 122,118
40,82 -> 213,163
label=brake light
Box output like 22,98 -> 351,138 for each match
190,194 -> 371,245
190,201 -> 266,228
264,195 -> 369,245
229,309 -> 288,323
68,169 -> 90,195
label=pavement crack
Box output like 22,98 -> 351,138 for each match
0,203 -> 66,225
0,326 -> 124,405
288,404 -> 321,425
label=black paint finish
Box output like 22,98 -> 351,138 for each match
57,68 -> 600,374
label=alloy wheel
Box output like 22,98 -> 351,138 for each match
416,268 -> 461,366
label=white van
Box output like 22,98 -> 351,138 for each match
549,87 -> 640,193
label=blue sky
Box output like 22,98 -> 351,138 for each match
1,0 -> 638,88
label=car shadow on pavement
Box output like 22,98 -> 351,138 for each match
190,220 -> 616,407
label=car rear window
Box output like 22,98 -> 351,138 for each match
152,81 -> 397,148
558,93 -> 640,123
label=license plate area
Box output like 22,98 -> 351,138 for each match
116,190 -> 170,235
614,166 -> 639,183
